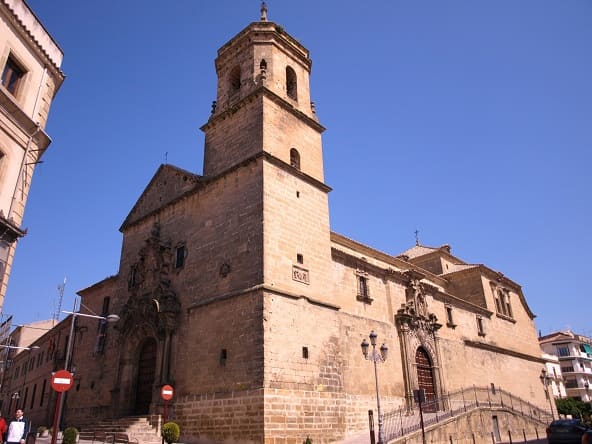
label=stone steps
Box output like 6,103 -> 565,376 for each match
79,415 -> 162,444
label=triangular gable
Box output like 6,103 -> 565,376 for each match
120,164 -> 201,231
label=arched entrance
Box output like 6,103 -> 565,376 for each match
415,347 -> 437,412
135,338 -> 157,414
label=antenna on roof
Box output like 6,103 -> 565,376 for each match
165,152 -> 168,165
414,229 -> 420,246
53,277 -> 66,326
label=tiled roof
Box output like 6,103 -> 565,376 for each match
399,244 -> 439,259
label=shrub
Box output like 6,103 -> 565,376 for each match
162,422 -> 180,444
62,427 -> 78,444
303,437 -> 312,444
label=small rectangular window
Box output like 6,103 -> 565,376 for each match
445,305 -> 455,328
297,253 -> 304,264
302,347 -> 309,359
30,383 -> 36,409
40,379 -> 46,407
477,316 -> 485,336
220,349 -> 227,366
129,265 -> 137,288
1,56 -> 26,96
175,244 -> 186,269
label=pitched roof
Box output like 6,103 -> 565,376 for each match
399,244 -> 440,259
120,164 -> 201,231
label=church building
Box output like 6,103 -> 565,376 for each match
63,5 -> 547,443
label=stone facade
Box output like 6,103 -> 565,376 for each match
0,0 -> 64,311
4,8 -> 548,444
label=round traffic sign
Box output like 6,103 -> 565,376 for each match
51,369 -> 74,392
161,384 -> 174,401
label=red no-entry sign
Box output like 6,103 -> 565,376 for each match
161,384 -> 174,401
51,370 -> 74,392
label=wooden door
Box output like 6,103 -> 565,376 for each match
415,347 -> 437,412
135,338 -> 157,414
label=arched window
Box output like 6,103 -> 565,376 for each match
286,66 -> 297,100
260,59 -> 267,71
290,148 -> 300,170
229,66 -> 241,92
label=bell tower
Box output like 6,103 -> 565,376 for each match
201,3 -> 333,302
202,3 -> 324,181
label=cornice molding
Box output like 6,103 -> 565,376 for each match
186,283 -> 340,314
464,340 -> 544,364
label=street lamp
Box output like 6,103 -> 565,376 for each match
540,368 -> 555,420
361,331 -> 388,444
51,303 -> 119,444
0,344 -> 40,351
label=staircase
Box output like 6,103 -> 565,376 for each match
80,415 -> 162,444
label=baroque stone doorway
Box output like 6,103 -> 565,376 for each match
415,347 -> 436,412
135,338 -> 157,414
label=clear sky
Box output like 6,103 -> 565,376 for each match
4,1 -> 591,336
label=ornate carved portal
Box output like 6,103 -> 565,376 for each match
113,223 -> 181,416
395,271 -> 444,412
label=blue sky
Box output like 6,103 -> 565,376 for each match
4,1 -> 591,336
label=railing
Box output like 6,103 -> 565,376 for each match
381,386 -> 552,442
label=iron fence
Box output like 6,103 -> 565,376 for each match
381,386 -> 552,442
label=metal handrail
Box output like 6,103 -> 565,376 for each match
381,385 -> 552,442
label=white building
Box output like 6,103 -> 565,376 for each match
540,331 -> 592,402
541,351 -> 567,399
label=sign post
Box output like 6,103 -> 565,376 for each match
50,370 -> 74,444
161,384 -> 174,423
160,385 -> 174,444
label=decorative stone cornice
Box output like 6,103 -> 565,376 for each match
201,86 -> 325,134
464,340 -> 545,364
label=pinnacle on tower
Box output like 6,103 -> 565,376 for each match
260,1 -> 268,21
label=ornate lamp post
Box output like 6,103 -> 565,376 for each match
361,331 -> 388,444
540,368 -> 555,420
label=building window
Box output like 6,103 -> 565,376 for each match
95,297 -> 110,354
476,316 -> 485,336
493,287 -> 513,319
1,55 -> 26,96
296,253 -> 303,264
40,379 -> 46,407
565,379 -> 578,389
356,271 -> 372,303
259,59 -> 267,71
290,148 -> 300,170
30,383 -> 36,409
220,349 -> 227,366
445,305 -> 456,328
286,66 -> 297,100
229,66 -> 241,92
129,265 -> 138,288
557,346 -> 570,357
561,366 -> 574,373
302,346 -> 309,359
175,244 -> 186,269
